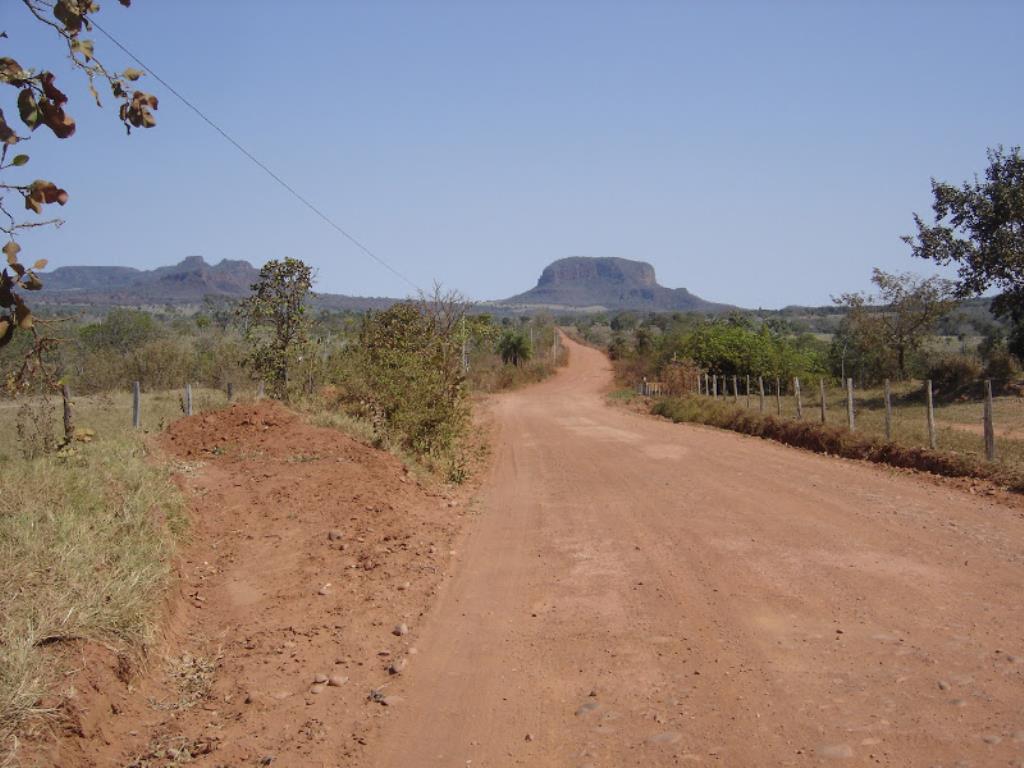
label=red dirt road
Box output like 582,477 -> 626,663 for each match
368,337 -> 1024,767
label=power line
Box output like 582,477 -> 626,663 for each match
89,18 -> 422,294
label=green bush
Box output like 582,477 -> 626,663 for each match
926,355 -> 982,397
333,301 -> 468,470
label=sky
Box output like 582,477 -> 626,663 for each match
4,1 -> 1022,308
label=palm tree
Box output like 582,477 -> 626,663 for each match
496,331 -> 532,367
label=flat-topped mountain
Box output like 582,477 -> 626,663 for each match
37,256 -> 396,311
500,256 -> 729,312
42,255 -> 259,302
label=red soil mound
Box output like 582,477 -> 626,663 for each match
20,401 -> 471,767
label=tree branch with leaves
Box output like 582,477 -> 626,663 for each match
1,0 -> 158,359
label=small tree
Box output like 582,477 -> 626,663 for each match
496,331 -> 531,366
834,269 -> 955,379
904,146 -> 1024,354
237,258 -> 313,400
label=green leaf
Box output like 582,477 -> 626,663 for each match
11,154 -> 28,166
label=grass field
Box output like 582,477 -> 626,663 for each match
0,386 -> 241,758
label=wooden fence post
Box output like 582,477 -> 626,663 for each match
926,379 -> 936,450
185,383 -> 193,417
883,379 -> 892,441
227,382 -> 234,402
712,375 -> 718,398
732,375 -> 739,403
984,379 -> 996,461
846,378 -> 855,432
819,378 -> 826,424
257,381 -> 265,400
758,376 -> 765,413
775,377 -> 782,416
794,377 -> 803,419
132,381 -> 141,429
746,375 -> 751,409
61,383 -> 75,444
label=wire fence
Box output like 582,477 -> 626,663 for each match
639,372 -> 1020,463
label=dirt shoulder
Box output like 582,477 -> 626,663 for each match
18,401 -> 480,767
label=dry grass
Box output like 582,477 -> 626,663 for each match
467,347 -> 569,393
0,388 -> 239,760
652,393 -> 1024,490
733,379 -> 1024,465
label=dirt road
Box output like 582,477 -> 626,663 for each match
369,337 -> 1024,767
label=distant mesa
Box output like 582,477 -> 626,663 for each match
37,255 -> 397,311
499,256 -> 729,312
37,254 -> 729,315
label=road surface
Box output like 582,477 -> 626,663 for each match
370,336 -> 1024,767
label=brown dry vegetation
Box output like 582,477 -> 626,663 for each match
651,393 -> 1024,490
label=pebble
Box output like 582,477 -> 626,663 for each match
525,733 -> 534,742
328,675 -> 348,687
388,658 -> 407,675
309,684 -> 326,695
313,673 -> 328,684
393,623 -> 409,636
327,530 -> 344,541
318,583 -> 331,596
982,735 -> 1002,745
938,680 -> 951,690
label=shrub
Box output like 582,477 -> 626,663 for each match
333,300 -> 468,469
925,355 -> 982,398
983,349 -> 1019,387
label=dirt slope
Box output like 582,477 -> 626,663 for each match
367,337 -> 1024,767
22,402 -> 470,767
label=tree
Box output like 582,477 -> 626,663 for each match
2,1 -> 159,354
496,331 -> 531,367
904,146 -> 1024,343
237,258 -> 313,400
834,268 -> 956,380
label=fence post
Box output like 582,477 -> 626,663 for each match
227,382 -> 234,402
758,376 -> 765,413
184,383 -> 193,416
794,377 -> 803,419
846,378 -> 855,432
984,379 -> 996,461
132,381 -> 141,429
746,375 -> 751,409
775,377 -> 782,416
819,378 -> 827,424
257,381 -> 265,400
732,375 -> 739,403
712,375 -> 718,398
926,379 -> 936,450
62,383 -> 75,444
883,379 -> 892,441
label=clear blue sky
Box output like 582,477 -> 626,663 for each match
5,1 -> 1022,308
